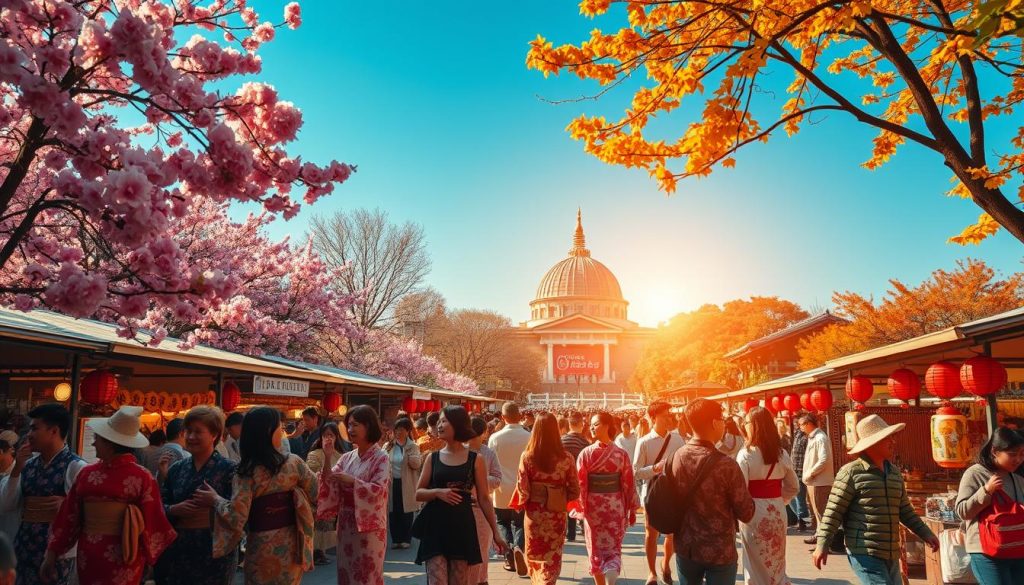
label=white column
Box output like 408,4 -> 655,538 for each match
545,343 -> 554,382
601,342 -> 611,383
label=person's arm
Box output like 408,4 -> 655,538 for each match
956,466 -> 995,521
45,467 -> 84,558
137,470 -> 177,565
633,437 -> 657,481
781,452 -> 799,502
566,454 -> 581,502
816,466 -> 855,552
474,456 -> 507,553
486,449 -> 502,492
0,461 -> 22,513
306,449 -> 325,474
405,442 -> 423,472
899,477 -> 937,543
727,459 -> 755,523
804,435 -> 828,481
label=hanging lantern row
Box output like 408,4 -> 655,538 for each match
401,398 -> 444,413
111,389 -> 217,412
743,398 -> 759,413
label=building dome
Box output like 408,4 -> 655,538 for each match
530,211 -> 629,322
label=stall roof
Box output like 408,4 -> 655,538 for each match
709,305 -> 1024,401
0,308 -> 491,400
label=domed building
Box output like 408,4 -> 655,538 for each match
516,211 -> 654,401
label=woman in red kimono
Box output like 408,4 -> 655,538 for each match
41,406 -> 176,585
511,412 -> 580,585
573,412 -> 638,585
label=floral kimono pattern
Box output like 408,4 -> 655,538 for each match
511,452 -> 580,585
574,442 -> 638,577
47,454 -> 176,585
211,454 -> 316,585
8,447 -> 83,585
154,451 -> 237,585
736,447 -> 799,585
317,445 -> 390,585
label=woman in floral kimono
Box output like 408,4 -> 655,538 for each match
573,412 -> 638,585
42,406 -> 177,585
511,412 -> 581,585
196,406 -> 316,585
317,405 -> 390,585
155,405 -> 237,585
736,407 -> 799,585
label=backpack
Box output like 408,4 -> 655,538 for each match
644,445 -> 720,535
978,476 -> 1024,559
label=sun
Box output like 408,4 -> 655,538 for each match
633,290 -> 685,327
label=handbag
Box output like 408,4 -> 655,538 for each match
644,446 -> 719,535
978,475 -> 1024,559
939,528 -> 977,583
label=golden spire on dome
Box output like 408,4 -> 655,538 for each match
569,208 -> 591,257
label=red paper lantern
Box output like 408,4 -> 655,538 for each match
799,392 -> 813,411
80,369 -> 118,405
960,356 -> 1007,397
402,397 -> 417,413
887,368 -> 921,407
322,392 -> 341,413
783,393 -> 801,413
433,399 -> 442,411
770,396 -> 784,413
810,388 -> 833,412
926,361 -> 962,402
221,381 -> 241,412
743,398 -> 760,413
845,376 -> 874,409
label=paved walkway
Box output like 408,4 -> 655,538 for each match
291,521 -> 886,584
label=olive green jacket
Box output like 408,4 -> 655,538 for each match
816,456 -> 935,560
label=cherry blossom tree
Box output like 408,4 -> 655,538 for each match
0,0 -> 354,341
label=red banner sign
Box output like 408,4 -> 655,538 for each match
552,345 -> 603,376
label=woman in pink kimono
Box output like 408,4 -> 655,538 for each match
317,405 -> 391,585
573,412 -> 638,585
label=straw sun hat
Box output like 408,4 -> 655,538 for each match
847,414 -> 906,455
86,405 -> 149,449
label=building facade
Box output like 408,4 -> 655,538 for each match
515,211 -> 654,399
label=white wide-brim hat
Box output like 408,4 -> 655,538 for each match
87,405 -> 149,449
848,414 -> 906,455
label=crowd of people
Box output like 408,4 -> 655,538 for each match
0,396 -> 1022,585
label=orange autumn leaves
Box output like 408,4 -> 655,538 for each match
527,1 -> 1024,243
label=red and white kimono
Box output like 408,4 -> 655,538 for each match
47,454 -> 176,585
511,452 -> 580,585
572,442 -> 638,577
317,445 -> 391,585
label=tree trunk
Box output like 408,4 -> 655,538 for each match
969,182 -> 1024,244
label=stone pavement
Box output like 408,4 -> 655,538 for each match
288,520 -> 907,584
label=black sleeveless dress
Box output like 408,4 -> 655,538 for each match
414,450 -> 482,565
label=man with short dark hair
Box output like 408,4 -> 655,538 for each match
799,412 -> 837,548
635,401 -> 687,585
217,412 -> 243,463
670,398 -> 754,585
416,411 -> 444,455
0,403 -> 85,585
488,402 -> 531,575
561,412 -> 590,542
292,406 -> 322,459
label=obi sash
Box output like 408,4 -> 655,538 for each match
174,508 -> 212,530
587,473 -> 621,494
82,499 -> 144,564
249,491 -> 295,533
528,482 -> 567,512
747,462 -> 780,499
22,495 -> 63,523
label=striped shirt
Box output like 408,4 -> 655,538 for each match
561,432 -> 590,460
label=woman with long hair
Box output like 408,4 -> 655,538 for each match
574,412 -> 638,585
511,412 -> 581,584
317,405 -> 391,585
956,427 -> 1024,584
415,406 -> 507,585
307,422 -> 349,565
387,417 -> 422,550
736,407 -> 798,585
197,406 -> 317,585
718,416 -> 745,458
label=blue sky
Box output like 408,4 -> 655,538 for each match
241,1 -> 1024,327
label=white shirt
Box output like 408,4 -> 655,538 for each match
614,433 -> 638,461
633,429 -> 687,501
802,428 -> 836,486
487,423 -> 531,509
